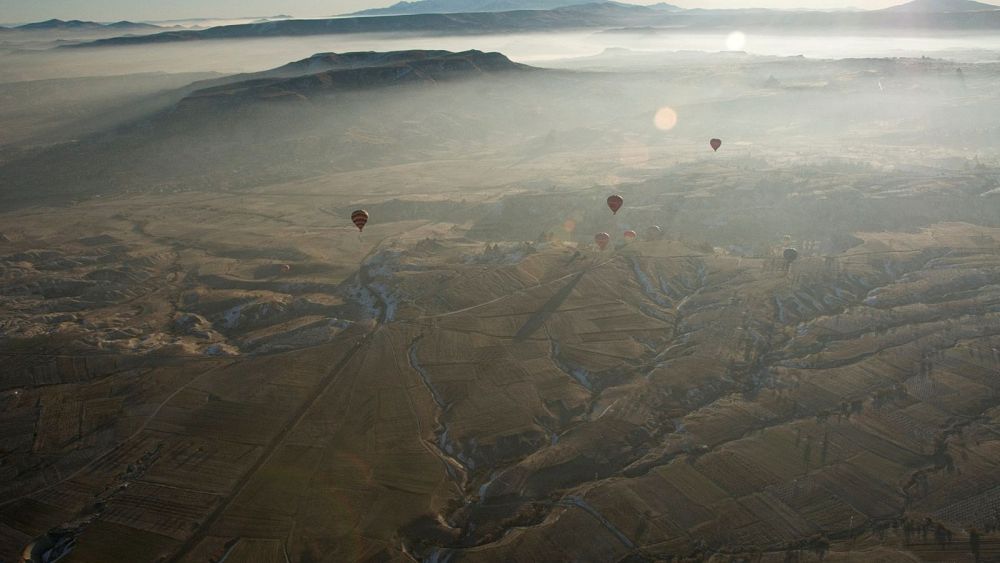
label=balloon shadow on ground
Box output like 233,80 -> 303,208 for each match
513,271 -> 585,342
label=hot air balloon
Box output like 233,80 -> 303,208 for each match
280,264 -> 291,273
607,195 -> 624,215
646,225 -> 663,240
351,209 -> 369,232
783,248 -> 799,263
624,230 -> 637,241
710,138 -> 722,152
595,232 -> 611,250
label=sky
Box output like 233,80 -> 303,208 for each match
0,0 -> 925,24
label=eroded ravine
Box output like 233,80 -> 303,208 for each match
408,241 -> 1000,560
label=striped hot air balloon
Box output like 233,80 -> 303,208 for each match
351,209 -> 369,232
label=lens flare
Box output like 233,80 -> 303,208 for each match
726,31 -> 747,51
653,106 -> 678,131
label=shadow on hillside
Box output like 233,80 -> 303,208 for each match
513,271 -> 585,342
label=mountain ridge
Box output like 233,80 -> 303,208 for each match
349,0 -> 679,16
882,0 -> 1000,11
70,3 -> 655,48
15,18 -> 162,31
71,2 -> 1000,48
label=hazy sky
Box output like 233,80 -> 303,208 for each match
0,0 -> 920,24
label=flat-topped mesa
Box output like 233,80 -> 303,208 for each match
178,49 -> 533,108
262,49 -> 527,77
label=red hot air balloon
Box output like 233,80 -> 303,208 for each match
710,138 -> 722,152
595,232 -> 611,250
624,230 -> 637,241
607,195 -> 624,215
351,209 -> 369,232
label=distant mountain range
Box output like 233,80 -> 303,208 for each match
881,0 -> 999,11
10,18 -> 162,31
348,0 -> 993,15
349,0 -> 678,16
71,3 -> 655,47
53,0 -> 1000,47
145,15 -> 292,24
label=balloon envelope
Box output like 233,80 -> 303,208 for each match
646,226 -> 663,240
351,209 -> 370,232
624,230 -> 637,241
710,138 -> 722,152
783,248 -> 799,262
595,232 -> 611,250
607,195 -> 624,215
280,264 -> 291,273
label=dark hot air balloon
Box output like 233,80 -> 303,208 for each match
607,195 -> 624,215
710,138 -> 722,152
624,230 -> 637,241
646,225 -> 663,240
351,209 -> 369,232
595,232 -> 611,250
783,248 -> 799,262
280,264 -> 291,273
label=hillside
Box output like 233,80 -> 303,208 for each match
0,53 -> 989,208
883,0 -> 1000,11
185,50 -> 529,104
181,49 -> 534,104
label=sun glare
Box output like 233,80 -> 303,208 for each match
653,106 -> 678,131
726,31 -> 747,51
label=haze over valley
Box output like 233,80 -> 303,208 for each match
3,0 -> 1000,561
